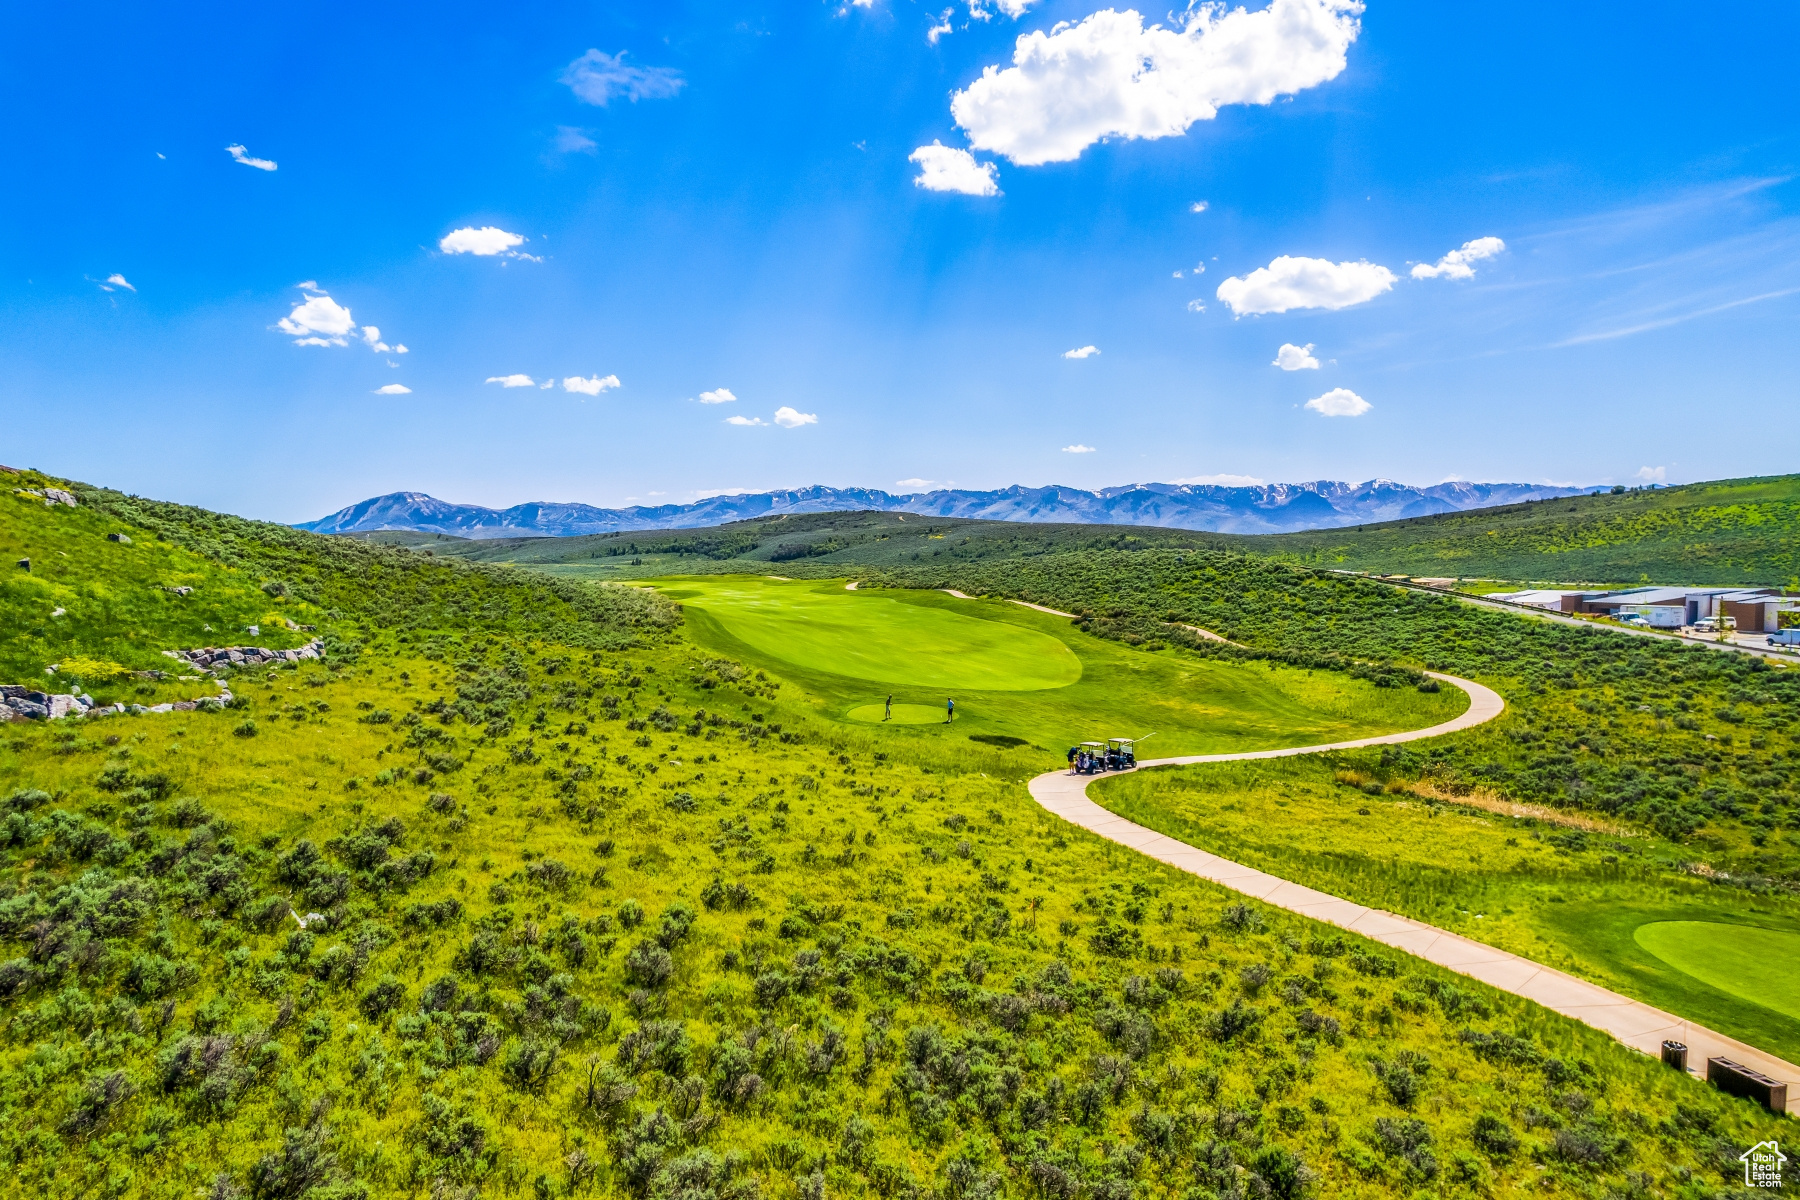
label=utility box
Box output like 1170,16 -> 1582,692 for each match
1661,1041 -> 1688,1072
1707,1057 -> 1789,1113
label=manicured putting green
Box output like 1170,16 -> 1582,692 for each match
846,703 -> 952,724
1633,921 -> 1800,1021
662,578 -> 1080,691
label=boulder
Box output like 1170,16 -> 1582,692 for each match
42,488 -> 77,507
15,701 -> 48,719
0,685 -> 23,699
47,695 -> 77,719
106,532 -> 132,544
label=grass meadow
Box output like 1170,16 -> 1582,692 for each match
653,577 -> 1461,768
1091,754 -> 1800,1064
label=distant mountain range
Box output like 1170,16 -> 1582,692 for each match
297,480 -> 1602,539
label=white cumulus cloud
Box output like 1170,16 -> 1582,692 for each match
104,273 -> 135,292
1217,256 -> 1395,315
440,226 -> 527,256
374,384 -> 412,395
949,0 -> 1360,166
696,388 -> 737,404
909,142 -> 1001,196
277,290 -> 356,345
1636,465 -> 1667,482
561,50 -> 685,106
486,374 -> 537,388
773,406 -> 818,428
1411,236 -> 1506,280
226,144 -> 277,171
1190,200 -> 1209,213
1273,342 -> 1320,370
1171,473 -> 1265,486
1063,345 -> 1100,359
1061,444 -> 1097,453
725,415 -> 766,427
1304,387 -> 1370,417
564,374 -> 621,396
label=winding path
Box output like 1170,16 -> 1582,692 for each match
1027,672 -> 1799,1110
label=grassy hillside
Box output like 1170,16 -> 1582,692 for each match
358,512 -> 1233,581
773,549 -> 1800,1056
1246,473 -> 1800,586
370,473 -> 1800,588
0,470 -> 1790,1199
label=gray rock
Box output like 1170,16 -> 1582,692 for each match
16,702 -> 47,718
148,704 -> 174,714
173,701 -> 196,712
106,532 -> 132,544
0,685 -> 23,699
42,488 -> 77,507
47,695 -> 76,719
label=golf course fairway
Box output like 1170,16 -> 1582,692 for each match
1634,922 -> 1800,1021
653,576 -> 1464,760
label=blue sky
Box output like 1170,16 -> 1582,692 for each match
3,0 -> 1798,522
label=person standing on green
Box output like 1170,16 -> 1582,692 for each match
945,697 -> 955,723
884,694 -> 892,721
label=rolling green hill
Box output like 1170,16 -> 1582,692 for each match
2,466 -> 1791,1198
1235,473 -> 1800,586
370,473 -> 1800,588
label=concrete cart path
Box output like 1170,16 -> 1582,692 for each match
1028,671 -> 1799,1111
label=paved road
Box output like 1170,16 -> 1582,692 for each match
1027,672 -> 1799,1111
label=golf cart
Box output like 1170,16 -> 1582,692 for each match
1106,738 -> 1139,771
1072,741 -> 1107,774
1068,735 -> 1151,774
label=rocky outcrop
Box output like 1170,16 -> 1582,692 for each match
13,487 -> 77,507
1,639 -> 322,722
164,638 -> 324,673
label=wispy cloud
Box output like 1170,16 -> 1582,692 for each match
725,415 -> 766,427
1061,444 -> 1096,453
104,273 -> 135,292
561,50 -> 685,106
895,478 -> 939,489
1062,345 -> 1100,359
486,374 -> 537,388
1552,287 -> 1800,347
553,126 -> 597,154
225,144 -> 277,171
